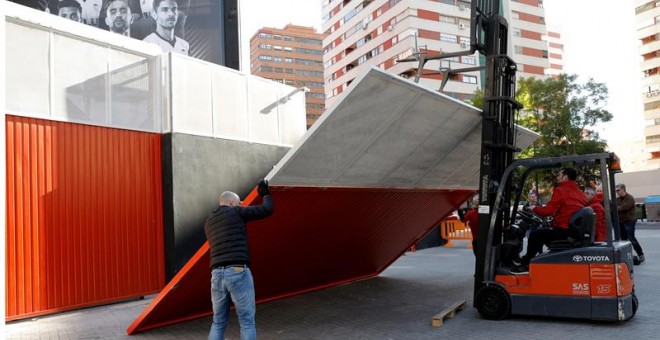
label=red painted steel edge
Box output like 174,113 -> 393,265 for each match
127,185 -> 474,334
5,116 -> 166,321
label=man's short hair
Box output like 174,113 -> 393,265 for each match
615,183 -> 626,191
561,167 -> 577,181
58,0 -> 82,12
153,0 -> 177,10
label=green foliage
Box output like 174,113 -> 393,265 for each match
469,74 -> 613,194
515,74 -> 612,158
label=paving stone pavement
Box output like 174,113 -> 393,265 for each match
6,224 -> 660,339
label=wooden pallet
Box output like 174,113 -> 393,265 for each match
431,300 -> 467,327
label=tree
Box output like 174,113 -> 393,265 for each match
467,74 -> 613,195
516,74 -> 612,159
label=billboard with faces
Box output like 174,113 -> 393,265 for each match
10,0 -> 240,69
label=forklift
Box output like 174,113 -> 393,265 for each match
397,0 -> 638,321
474,153 -> 637,321
463,0 -> 637,322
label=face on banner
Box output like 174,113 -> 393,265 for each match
106,0 -> 132,35
12,0 -> 240,67
153,0 -> 178,31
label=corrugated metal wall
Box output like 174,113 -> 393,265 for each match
5,115 -> 165,321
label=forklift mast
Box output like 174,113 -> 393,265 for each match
471,0 -> 522,298
396,0 -> 522,300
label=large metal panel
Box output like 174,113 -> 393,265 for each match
128,66 -> 538,333
5,116 -> 165,321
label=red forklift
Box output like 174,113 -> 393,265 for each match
474,153 -> 637,321
397,0 -> 638,321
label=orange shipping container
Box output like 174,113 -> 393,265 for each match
5,115 -> 165,321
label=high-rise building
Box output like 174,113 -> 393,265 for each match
322,0 -> 557,108
506,0 -> 551,80
250,25 -> 326,128
543,30 -> 564,77
635,0 -> 660,169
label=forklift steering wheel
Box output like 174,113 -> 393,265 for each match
517,210 -> 543,225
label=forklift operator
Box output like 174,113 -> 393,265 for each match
514,168 -> 587,272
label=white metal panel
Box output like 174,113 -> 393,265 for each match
246,77 -> 282,144
109,49 -> 159,131
212,66 -> 249,140
53,34 -> 109,124
268,66 -> 539,189
171,57 -> 214,135
4,2 -> 162,133
5,21 -> 50,116
275,83 -> 308,146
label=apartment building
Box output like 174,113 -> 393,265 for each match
506,0 -> 550,79
250,25 -> 326,127
543,30 -> 564,77
635,0 -> 660,169
322,0 -> 557,108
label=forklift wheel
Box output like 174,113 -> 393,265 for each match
476,285 -> 511,320
632,293 -> 638,316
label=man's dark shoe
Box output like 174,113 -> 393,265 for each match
510,265 -> 529,275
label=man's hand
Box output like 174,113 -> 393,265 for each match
257,179 -> 270,197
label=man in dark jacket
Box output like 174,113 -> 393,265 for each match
205,180 -> 273,340
513,168 -> 587,273
616,183 -> 644,264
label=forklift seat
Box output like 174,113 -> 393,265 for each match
547,207 -> 596,250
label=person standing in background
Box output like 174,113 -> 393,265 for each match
616,183 -> 644,264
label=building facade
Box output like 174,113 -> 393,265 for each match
506,0 -> 551,79
543,30 -> 564,77
250,25 -> 326,128
635,0 -> 660,169
321,0 -> 557,108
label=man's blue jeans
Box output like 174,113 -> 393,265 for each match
209,267 -> 256,340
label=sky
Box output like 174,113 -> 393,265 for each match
239,1 -> 644,145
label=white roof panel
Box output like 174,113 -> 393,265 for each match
268,66 -> 538,189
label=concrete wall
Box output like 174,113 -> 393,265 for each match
163,133 -> 290,278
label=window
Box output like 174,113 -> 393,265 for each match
463,75 -> 477,84
542,50 -> 548,58
462,56 -> 477,65
440,33 -> 457,43
511,11 -> 519,19
273,45 -> 282,50
258,33 -> 271,39
259,55 -> 272,61
440,16 -> 457,24
512,28 -> 521,37
459,37 -> 470,45
439,0 -> 455,5
514,45 -> 523,54
259,44 -> 271,50
284,47 -> 293,52
274,56 -> 282,62
285,58 -> 293,63
259,66 -> 272,72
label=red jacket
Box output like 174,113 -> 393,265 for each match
533,181 -> 587,229
588,192 -> 606,242
464,208 -> 479,240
